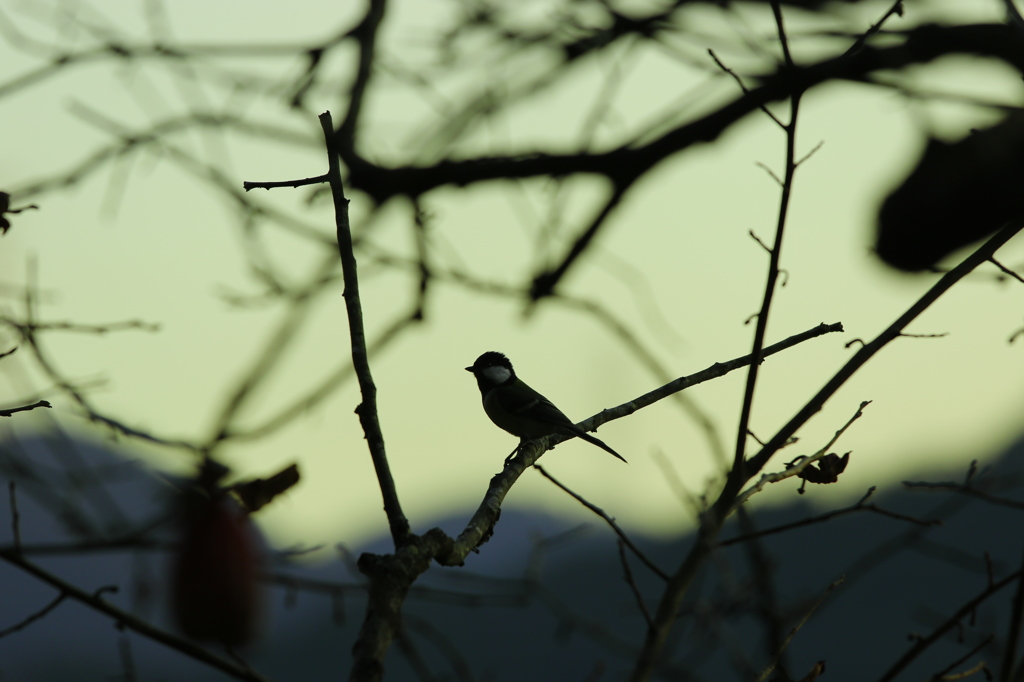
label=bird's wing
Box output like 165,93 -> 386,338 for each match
496,384 -> 574,428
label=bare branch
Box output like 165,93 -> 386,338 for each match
242,174 -> 327,191
0,550 -> 274,682
717,486 -> 940,547
7,481 -> 20,553
877,569 -> 1021,682
903,481 -> 1024,511
0,399 -> 51,417
1003,551 -> 1024,682
990,257 -> 1024,285
0,593 -> 66,639
755,576 -> 845,682
535,464 -> 669,581
319,109 -> 408,545
617,541 -> 654,629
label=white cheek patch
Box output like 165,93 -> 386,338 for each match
481,365 -> 512,384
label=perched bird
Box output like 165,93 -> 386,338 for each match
465,351 -> 627,463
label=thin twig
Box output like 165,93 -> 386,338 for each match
10,319 -> 160,334
708,48 -> 784,128
8,481 -> 20,552
937,660 -> 990,681
930,636 -> 992,681
903,481 -> 1024,511
535,464 -> 668,581
0,592 -> 66,639
242,173 -> 328,191
0,399 -> 51,417
119,635 -> 139,682
1002,549 -> 1024,682
718,486 -> 939,546
990,257 -> 1024,285
617,540 -> 654,629
0,549 -> 274,681
755,576 -> 845,682
877,569 -> 1022,682
839,0 -> 906,59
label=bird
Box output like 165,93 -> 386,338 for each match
465,351 -> 627,464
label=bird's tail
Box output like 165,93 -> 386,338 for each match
573,427 -> 628,463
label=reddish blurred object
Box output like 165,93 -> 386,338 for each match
171,463 -> 264,647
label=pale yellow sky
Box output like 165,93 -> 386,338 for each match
1,0 -> 1023,556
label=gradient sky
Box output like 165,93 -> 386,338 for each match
1,0 -> 1023,556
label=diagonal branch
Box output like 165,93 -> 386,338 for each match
0,549 -> 273,682
535,464 -> 669,581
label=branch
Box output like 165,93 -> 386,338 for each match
717,486 -> 940,547
0,549 -> 274,682
1002,550 -> 1024,682
0,593 -> 66,639
574,322 -> 844,439
755,576 -> 845,682
535,464 -> 668,581
732,5 -> 803,500
242,174 -> 327,191
931,636 -> 993,682
319,110 -> 408,545
618,541 -> 654,629
903,480 -> 1024,511
0,399 -> 51,417
877,569 -> 1022,682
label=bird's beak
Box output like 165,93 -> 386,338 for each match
464,366 -> 473,373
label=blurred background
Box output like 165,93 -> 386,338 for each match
2,0 -> 1024,679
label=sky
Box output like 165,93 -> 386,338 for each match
1,0 -> 1023,557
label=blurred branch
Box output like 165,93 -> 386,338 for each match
755,576 -> 844,682
1,311 -> 199,451
930,636 -> 992,682
14,320 -> 160,334
0,592 -> 66,639
8,480 -> 20,552
1002,550 -> 1024,682
0,549 -> 274,682
877,568 -> 1022,682
618,540 -> 655,630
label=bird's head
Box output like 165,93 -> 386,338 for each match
465,351 -> 516,387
